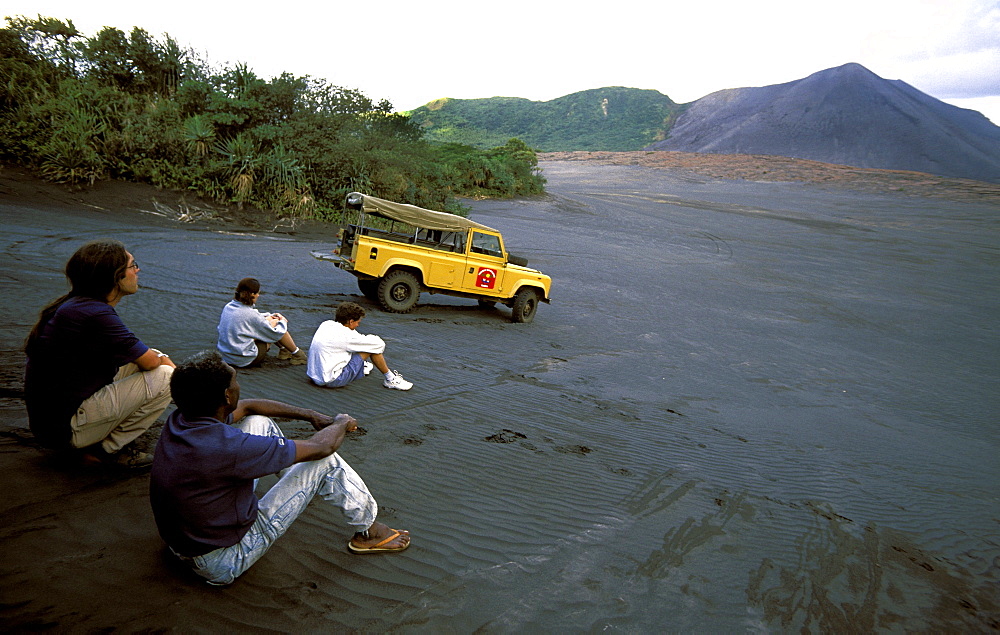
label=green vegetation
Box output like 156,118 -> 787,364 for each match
408,87 -> 682,151
0,16 -> 545,222
431,138 -> 544,198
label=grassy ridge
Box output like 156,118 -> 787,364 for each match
408,87 -> 682,151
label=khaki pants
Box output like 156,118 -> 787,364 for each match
70,362 -> 174,454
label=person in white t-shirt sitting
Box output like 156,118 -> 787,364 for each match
306,302 -> 412,391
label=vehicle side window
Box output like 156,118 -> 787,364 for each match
471,232 -> 502,258
418,229 -> 443,243
437,232 -> 465,253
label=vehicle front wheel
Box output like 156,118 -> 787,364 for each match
510,288 -> 539,323
357,278 -> 379,301
378,270 -> 420,313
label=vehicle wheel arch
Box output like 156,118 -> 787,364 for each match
379,258 -> 424,285
506,282 -> 548,304
381,263 -> 425,285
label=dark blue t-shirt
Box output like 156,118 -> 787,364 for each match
149,410 -> 298,557
24,296 -> 148,447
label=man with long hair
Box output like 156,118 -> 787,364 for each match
23,240 -> 175,468
150,351 -> 410,585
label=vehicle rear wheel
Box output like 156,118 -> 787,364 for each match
378,270 -> 420,313
510,288 -> 539,323
357,278 -> 379,301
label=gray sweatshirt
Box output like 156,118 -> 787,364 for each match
216,300 -> 288,367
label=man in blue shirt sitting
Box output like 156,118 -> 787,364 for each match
24,239 -> 175,468
149,351 -> 410,585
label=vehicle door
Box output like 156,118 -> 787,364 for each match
425,230 -> 465,289
462,230 -> 507,295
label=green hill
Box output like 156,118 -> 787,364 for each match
407,87 -> 682,151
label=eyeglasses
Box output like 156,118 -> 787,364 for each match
127,261 -> 139,270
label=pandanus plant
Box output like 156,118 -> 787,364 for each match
215,132 -> 259,208
262,144 -> 314,217
39,103 -> 106,185
182,114 -> 214,161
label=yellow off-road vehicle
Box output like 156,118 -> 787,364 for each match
311,193 -> 552,323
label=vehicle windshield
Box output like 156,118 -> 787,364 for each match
470,232 -> 503,258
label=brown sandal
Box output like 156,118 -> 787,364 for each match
347,529 -> 410,554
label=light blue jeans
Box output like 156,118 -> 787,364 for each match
316,353 -> 366,388
176,415 -> 378,585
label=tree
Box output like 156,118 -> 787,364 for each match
128,28 -> 184,95
80,26 -> 133,90
4,15 -> 81,79
0,24 -> 50,113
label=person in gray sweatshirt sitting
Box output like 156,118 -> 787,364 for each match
217,277 -> 307,367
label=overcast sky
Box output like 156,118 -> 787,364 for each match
7,0 -> 999,123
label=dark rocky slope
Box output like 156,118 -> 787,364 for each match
646,63 -> 1000,183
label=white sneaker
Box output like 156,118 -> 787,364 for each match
363,360 -> 374,376
383,371 -> 413,391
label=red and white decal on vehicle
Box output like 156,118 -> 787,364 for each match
476,267 -> 497,289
